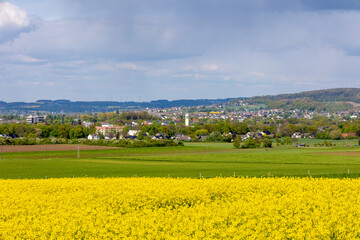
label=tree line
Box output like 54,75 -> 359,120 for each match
1,115 -> 360,142
0,123 -> 94,139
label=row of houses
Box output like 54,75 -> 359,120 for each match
88,122 -> 359,141
95,125 -> 124,135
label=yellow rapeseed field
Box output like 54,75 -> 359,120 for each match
1,177 -> 360,239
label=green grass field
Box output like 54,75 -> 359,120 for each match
0,142 -> 360,179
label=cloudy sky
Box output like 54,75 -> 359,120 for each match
1,0 -> 360,102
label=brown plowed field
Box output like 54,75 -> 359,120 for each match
0,145 -> 120,153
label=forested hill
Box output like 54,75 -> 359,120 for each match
242,88 -> 360,111
249,88 -> 360,103
1,88 -> 359,113
0,98 -> 234,113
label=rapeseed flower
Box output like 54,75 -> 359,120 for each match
0,177 -> 359,239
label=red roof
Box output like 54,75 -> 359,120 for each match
342,132 -> 356,137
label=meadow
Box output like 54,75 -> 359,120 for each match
0,141 -> 359,179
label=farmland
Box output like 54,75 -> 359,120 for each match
1,142 -> 360,239
1,177 -> 360,239
0,144 -> 120,152
0,141 -> 359,179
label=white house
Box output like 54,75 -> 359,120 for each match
291,132 -> 302,139
131,121 -> 139,127
128,130 -> 140,136
88,134 -> 99,140
82,121 -> 92,128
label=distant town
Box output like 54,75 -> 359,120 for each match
1,92 -> 360,148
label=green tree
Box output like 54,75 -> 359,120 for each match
262,138 -> 272,148
207,132 -> 223,142
137,132 -> 145,140
195,129 -> 209,137
49,125 -> 60,137
233,137 -> 242,149
148,126 -> 158,136
74,125 -> 85,138
284,137 -> 292,145
279,124 -> 294,137
329,130 -> 342,140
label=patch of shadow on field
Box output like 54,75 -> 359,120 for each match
74,159 -> 179,165
315,151 -> 360,157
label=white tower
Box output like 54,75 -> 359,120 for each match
185,113 -> 190,126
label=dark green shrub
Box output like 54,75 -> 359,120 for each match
262,138 -> 273,148
233,137 -> 241,149
241,138 -> 260,149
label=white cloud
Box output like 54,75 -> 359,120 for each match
0,2 -> 35,42
8,54 -> 42,63
173,73 -> 206,79
16,79 -> 40,86
183,64 -> 218,72
247,72 -> 265,77
200,64 -> 218,71
45,81 -> 56,86
117,62 -> 147,71
1,1 -> 360,101
183,65 -> 197,71
0,2 -> 30,28
222,74 -> 242,82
